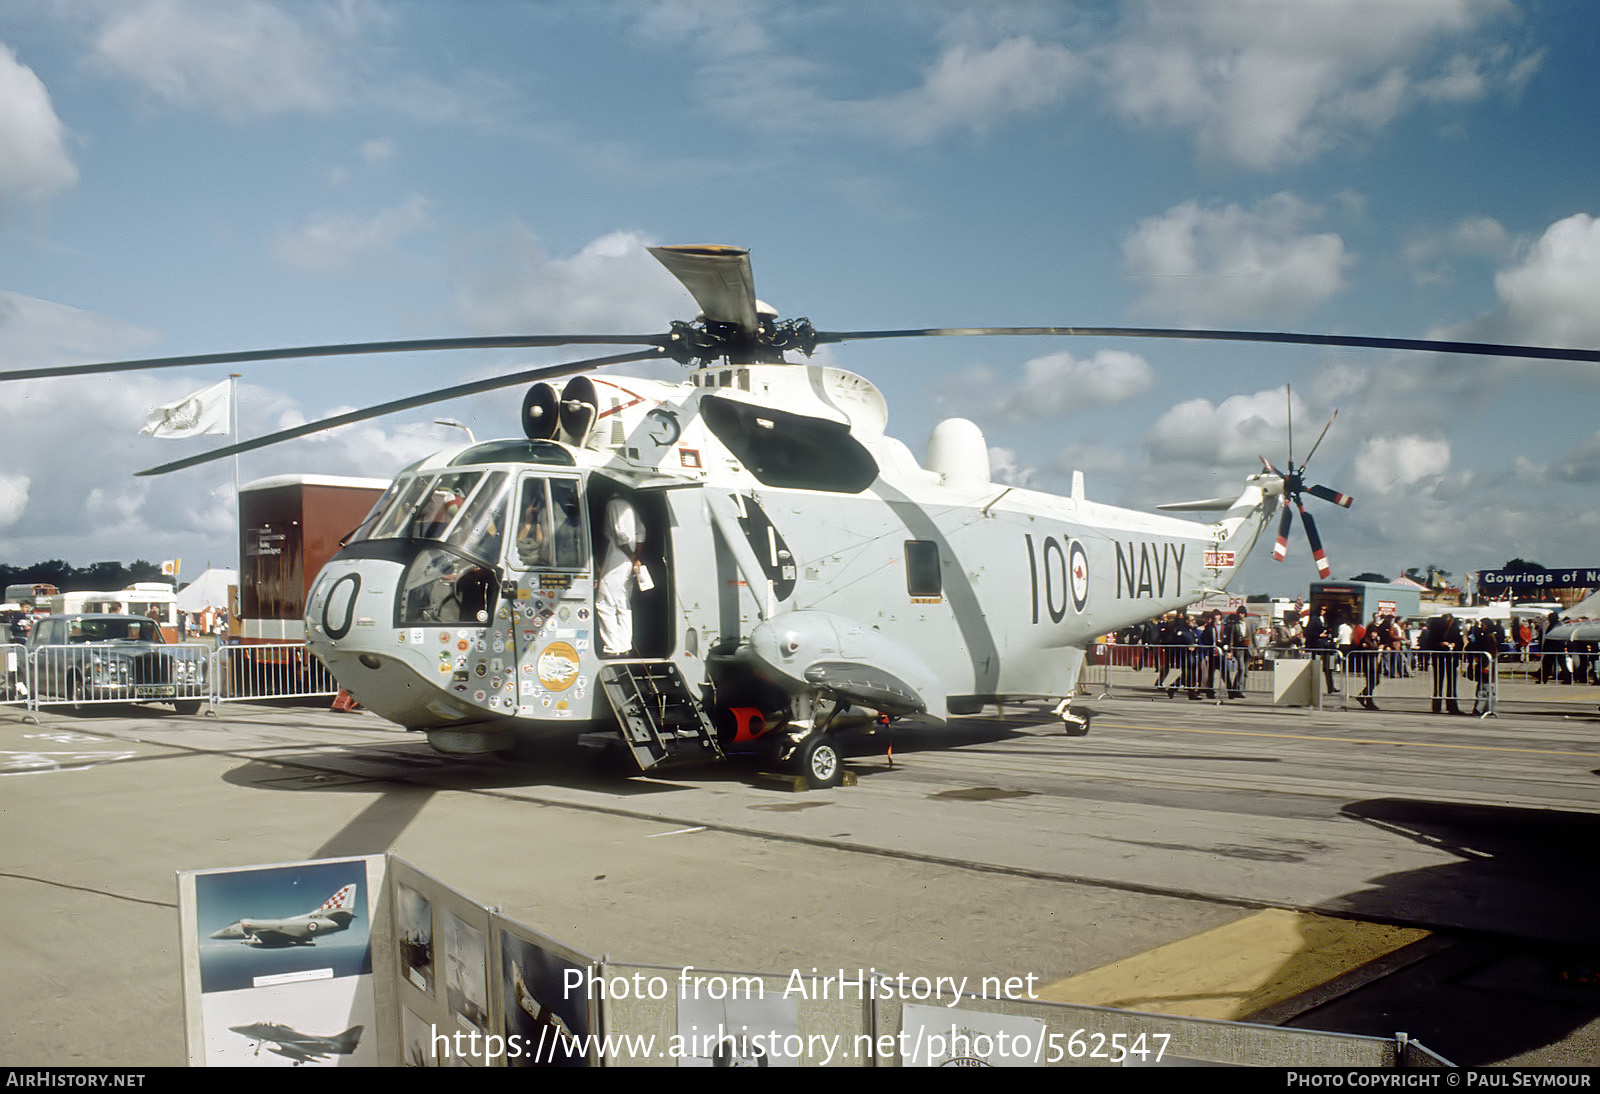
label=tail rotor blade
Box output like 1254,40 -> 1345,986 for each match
1272,505 -> 1294,562
1296,499 -> 1332,579
1306,484 -> 1354,509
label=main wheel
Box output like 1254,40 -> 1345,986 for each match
794,735 -> 844,789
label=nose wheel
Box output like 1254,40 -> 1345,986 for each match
794,734 -> 844,788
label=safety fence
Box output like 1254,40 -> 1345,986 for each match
1082,644 -> 1508,716
7,641 -> 343,714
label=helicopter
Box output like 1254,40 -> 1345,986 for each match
9,244 -> 1599,787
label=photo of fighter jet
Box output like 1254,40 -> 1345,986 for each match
229,1021 -> 364,1065
211,884 -> 358,947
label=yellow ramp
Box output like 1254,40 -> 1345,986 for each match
1035,909 -> 1430,1022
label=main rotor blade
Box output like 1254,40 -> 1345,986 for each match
0,333 -> 672,383
812,325 -> 1600,364
1295,499 -> 1332,579
648,244 -> 759,335
134,347 -> 666,477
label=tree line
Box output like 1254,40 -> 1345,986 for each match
1,560 -> 168,595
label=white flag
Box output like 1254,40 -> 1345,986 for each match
160,559 -> 180,577
141,379 -> 230,438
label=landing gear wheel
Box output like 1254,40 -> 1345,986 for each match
795,735 -> 844,789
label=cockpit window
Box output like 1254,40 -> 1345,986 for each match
513,477 -> 586,570
446,472 -> 509,565
702,396 -> 878,493
368,475 -> 433,541
346,477 -> 408,545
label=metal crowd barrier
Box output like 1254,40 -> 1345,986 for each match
1085,644 -> 1508,717
2,643 -> 26,707
23,642 -> 210,712
8,641 -> 343,715
1479,649 -> 1599,715
1085,643 -> 1300,703
1333,649 -> 1497,716
212,642 -> 343,704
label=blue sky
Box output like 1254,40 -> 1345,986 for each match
2,0 -> 1598,597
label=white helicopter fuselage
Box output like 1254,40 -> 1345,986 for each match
304,361 -> 1279,758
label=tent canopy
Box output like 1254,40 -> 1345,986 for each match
175,569 -> 236,613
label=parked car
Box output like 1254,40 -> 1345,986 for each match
25,613 -> 206,714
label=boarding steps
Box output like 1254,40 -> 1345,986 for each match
592,661 -> 723,772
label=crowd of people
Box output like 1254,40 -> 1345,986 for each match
1112,605 -> 1525,715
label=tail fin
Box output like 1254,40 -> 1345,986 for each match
333,1026 -> 364,1055
318,884 -> 358,914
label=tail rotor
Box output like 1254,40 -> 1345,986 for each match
1261,387 -> 1352,579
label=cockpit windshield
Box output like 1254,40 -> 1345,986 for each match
351,471 -> 511,567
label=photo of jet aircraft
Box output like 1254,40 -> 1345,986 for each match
229,1021 -> 363,1065
210,884 -> 359,947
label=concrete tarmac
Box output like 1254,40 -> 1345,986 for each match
1,692 -> 1597,1067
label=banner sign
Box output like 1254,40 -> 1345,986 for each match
1478,568 -> 1600,590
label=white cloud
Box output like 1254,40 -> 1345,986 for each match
0,474 -> 30,530
987,446 -> 1037,489
271,195 -> 433,275
1351,435 -> 1452,494
647,7 -> 1081,146
1101,0 -> 1533,170
452,228 -> 690,335
0,42 -> 78,209
1123,194 -> 1351,323
90,0 -> 342,120
1144,386 -> 1304,467
972,349 -> 1154,421
0,291 -> 159,367
1492,213 -> 1600,348
853,38 -> 1081,144
0,371 -> 462,565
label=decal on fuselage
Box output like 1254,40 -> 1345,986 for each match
1113,541 -> 1186,600
1024,534 -> 1087,624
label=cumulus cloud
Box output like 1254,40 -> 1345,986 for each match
0,291 -> 158,367
0,42 -> 78,210
0,474 -> 30,530
452,228 -> 691,334
271,195 -> 433,275
642,6 -> 1082,146
0,371 -> 464,565
1123,194 -> 1351,323
1351,434 -> 1452,494
89,0 -> 342,120
1491,213 -> 1600,348
1101,0 -> 1535,170
1404,215 -> 1514,285
848,38 -> 1082,144
1144,386 -> 1305,467
971,349 -> 1154,421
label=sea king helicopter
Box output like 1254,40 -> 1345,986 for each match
9,245 -> 1599,786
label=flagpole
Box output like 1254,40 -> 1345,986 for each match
231,372 -> 241,635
